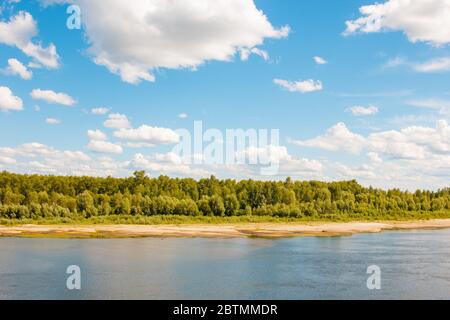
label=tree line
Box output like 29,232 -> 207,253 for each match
0,171 -> 449,220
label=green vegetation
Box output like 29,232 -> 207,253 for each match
1,170 -> 450,225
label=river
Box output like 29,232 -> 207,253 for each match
1,229 -> 449,299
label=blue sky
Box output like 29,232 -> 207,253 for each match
1,0 -> 450,190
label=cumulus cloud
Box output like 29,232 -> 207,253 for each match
0,86 -> 23,111
114,125 -> 180,145
289,120 -> 450,189
347,105 -> 379,116
344,0 -> 450,46
0,142 -> 132,177
1,143 -> 91,161
369,129 -> 428,159
274,79 -> 323,93
178,113 -> 188,119
235,144 -> 291,169
130,152 -> 210,178
371,155 -> 450,190
335,163 -> 377,180
245,145 -> 323,177
0,155 -> 17,165
291,122 -> 366,154
30,89 -> 76,106
2,137 -> 450,189
293,120 -> 450,160
4,58 -> 32,79
87,140 -> 123,155
0,140 -> 320,182
103,113 -> 131,129
41,0 -> 289,83
0,11 -> 59,68
367,152 -> 383,164
87,129 -> 107,141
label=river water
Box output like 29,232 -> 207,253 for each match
1,229 -> 450,299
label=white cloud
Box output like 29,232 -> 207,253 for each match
30,89 -> 76,106
368,129 -> 429,159
14,143 -> 56,157
91,107 -> 110,115
383,56 -> 408,69
130,152 -> 211,178
367,152 -> 383,164
178,113 -> 188,119
274,79 -> 323,93
114,125 -> 180,145
122,142 -> 157,149
28,62 -> 42,69
294,136 -> 450,190
413,57 -> 450,73
0,141 -> 312,181
293,120 -> 450,161
344,0 -> 450,46
407,98 -> 450,116
313,56 -> 327,65
3,137 -> 450,189
0,155 -> 16,165
1,142 -> 91,161
389,114 -> 438,126
240,47 -> 270,61
245,145 -> 323,176
0,141 -> 132,177
370,155 -> 450,190
240,144 -> 291,165
383,55 -> 450,73
46,118 -> 61,125
335,163 -> 377,180
0,86 -> 23,111
0,11 -> 59,68
103,113 -> 131,129
278,157 -> 323,177
347,105 -> 379,116
291,122 -> 366,154
87,140 -> 123,155
87,129 -> 107,141
42,0 -> 289,83
4,58 -> 32,79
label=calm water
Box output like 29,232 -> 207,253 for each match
1,229 -> 450,300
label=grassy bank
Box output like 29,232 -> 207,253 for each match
3,210 -> 450,226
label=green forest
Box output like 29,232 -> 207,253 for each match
1,171 -> 450,224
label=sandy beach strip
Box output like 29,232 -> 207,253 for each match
1,219 -> 450,239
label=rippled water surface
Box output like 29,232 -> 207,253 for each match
1,229 -> 450,299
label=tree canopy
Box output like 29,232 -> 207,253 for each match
0,171 -> 449,220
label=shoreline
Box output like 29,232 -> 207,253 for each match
2,219 -> 450,239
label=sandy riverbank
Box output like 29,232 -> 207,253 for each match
1,219 -> 450,239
